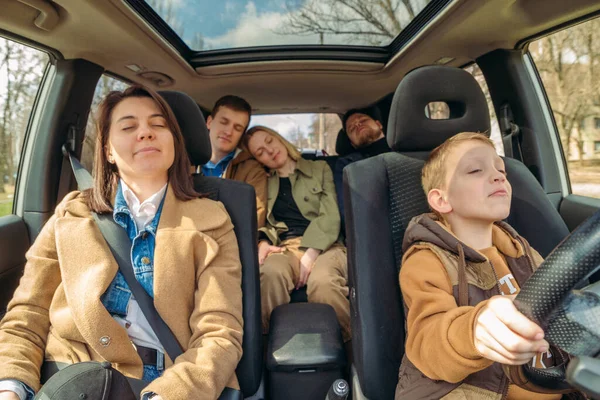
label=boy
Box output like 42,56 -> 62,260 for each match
396,132 -> 569,399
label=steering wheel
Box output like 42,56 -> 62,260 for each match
504,210 -> 600,398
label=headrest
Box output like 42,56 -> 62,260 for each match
158,91 -> 211,165
335,128 -> 355,156
388,66 -> 490,152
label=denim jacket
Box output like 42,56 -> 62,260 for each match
100,183 -> 165,318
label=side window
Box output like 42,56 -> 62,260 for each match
529,18 -> 600,199
464,64 -> 504,156
81,75 -> 128,172
0,38 -> 49,217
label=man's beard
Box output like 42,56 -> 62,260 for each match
355,128 -> 383,148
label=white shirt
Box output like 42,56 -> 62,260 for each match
115,180 -> 167,354
0,381 -> 28,400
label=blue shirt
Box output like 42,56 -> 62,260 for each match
101,182 -> 165,314
201,151 -> 236,177
101,182 -> 166,390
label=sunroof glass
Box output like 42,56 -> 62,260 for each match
144,0 -> 434,51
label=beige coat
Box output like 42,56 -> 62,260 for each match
0,187 -> 243,400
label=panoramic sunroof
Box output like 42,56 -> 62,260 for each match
141,0 -> 435,51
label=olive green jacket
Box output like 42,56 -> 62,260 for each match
259,158 -> 341,251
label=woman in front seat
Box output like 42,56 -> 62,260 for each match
242,126 -> 350,342
0,85 -> 243,400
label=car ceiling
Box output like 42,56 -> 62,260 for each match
2,0 -> 600,114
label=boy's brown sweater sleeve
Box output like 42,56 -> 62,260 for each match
400,249 -> 493,383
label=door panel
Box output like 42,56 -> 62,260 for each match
0,216 -> 30,316
561,195 -> 600,283
559,195 -> 600,231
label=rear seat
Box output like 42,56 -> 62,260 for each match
301,153 -> 338,171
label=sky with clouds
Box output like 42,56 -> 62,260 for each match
151,0 -> 318,49
150,0 -> 430,50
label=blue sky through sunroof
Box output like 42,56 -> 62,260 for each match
178,0 -> 291,37
146,0 -> 432,51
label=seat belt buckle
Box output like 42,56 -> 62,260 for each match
157,351 -> 164,371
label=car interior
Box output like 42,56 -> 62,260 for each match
1,0 -> 600,399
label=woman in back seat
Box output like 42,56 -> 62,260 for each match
242,126 -> 350,342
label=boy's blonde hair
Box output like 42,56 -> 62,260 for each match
422,132 -> 496,195
242,125 -> 302,162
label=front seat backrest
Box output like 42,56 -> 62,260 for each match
344,65 -> 569,400
344,152 -> 428,400
388,65 -> 569,257
344,66 -> 490,400
159,91 -> 262,397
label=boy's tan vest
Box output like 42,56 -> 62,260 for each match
395,215 -> 542,400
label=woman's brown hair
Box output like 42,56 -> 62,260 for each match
85,84 -> 199,213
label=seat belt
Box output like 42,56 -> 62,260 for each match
57,125 -> 79,202
62,146 -> 183,362
499,104 -> 523,162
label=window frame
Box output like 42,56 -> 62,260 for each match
462,62 -> 504,157
80,73 -> 131,173
522,52 -> 571,197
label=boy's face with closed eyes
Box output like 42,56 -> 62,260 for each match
428,140 -> 512,225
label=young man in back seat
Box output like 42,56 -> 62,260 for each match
202,95 -> 268,228
396,132 -> 581,399
334,107 -> 390,230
